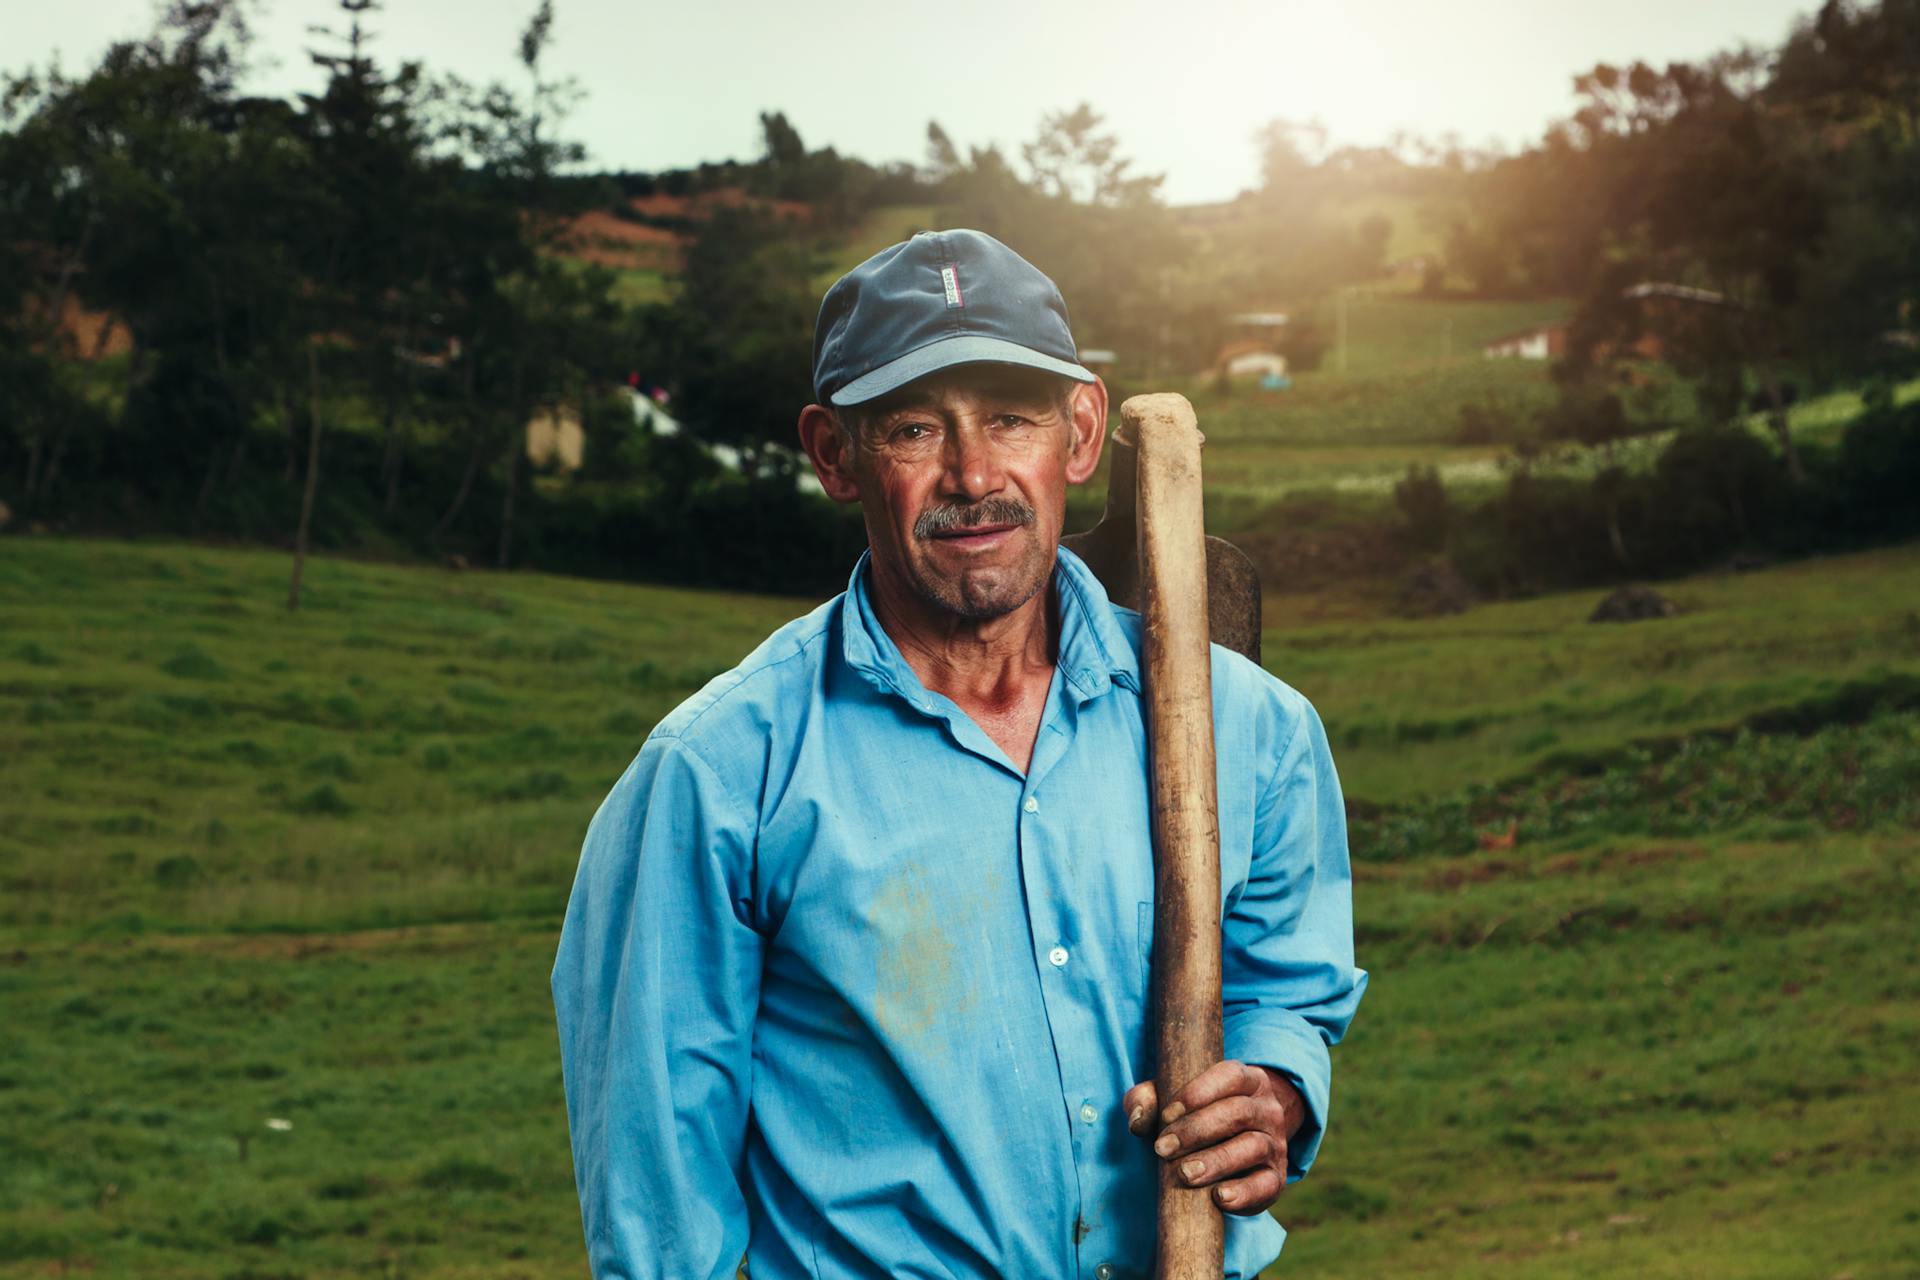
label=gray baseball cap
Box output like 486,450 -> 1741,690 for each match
811,228 -> 1097,407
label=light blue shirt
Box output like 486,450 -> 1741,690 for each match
551,546 -> 1367,1280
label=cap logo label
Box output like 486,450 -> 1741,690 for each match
941,264 -> 963,309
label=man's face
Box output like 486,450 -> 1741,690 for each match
806,365 -> 1105,622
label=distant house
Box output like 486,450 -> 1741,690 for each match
1622,282 -> 1726,307
1482,324 -> 1567,360
526,403 -> 585,473
624,387 -> 823,495
524,390 -> 676,474
24,290 -> 132,361
1212,340 -> 1288,385
1602,281 -> 1728,365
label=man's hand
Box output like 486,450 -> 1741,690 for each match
1122,1061 -> 1305,1216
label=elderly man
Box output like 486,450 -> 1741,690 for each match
551,229 -> 1366,1279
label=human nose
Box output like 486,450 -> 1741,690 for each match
940,420 -> 1006,501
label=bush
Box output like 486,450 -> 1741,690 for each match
417,1158 -> 513,1192
1837,399 -> 1920,538
1453,420 -> 1816,594
1454,401 -> 1516,445
153,855 -> 203,888
1392,465 -> 1450,550
288,784 -> 353,816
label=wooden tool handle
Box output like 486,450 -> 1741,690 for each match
1129,392 -> 1225,1280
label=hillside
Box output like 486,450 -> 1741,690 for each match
3,535 -> 1915,1277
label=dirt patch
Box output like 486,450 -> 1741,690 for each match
1424,858 -> 1521,890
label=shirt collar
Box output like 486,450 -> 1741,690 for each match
837,543 -> 1141,708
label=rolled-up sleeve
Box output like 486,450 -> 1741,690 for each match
550,733 -> 764,1279
1221,695 -> 1368,1182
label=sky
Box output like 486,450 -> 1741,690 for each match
13,0 -> 1818,204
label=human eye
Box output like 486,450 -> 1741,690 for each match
889,420 -> 936,445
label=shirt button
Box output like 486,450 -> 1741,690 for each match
1080,1103 -> 1097,1124
1048,945 -> 1069,968
1095,1265 -> 1115,1280
1023,795 -> 1040,813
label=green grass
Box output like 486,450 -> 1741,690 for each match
4,533 -> 1917,1277
605,265 -> 672,306
1266,540 -> 1920,803
1352,702 -> 1920,859
0,537 -> 809,934
546,252 -> 675,307
1,923 -> 579,1279
815,203 -> 939,287
1308,295 -> 1572,376
1164,360 -> 1918,516
1279,828 -> 1920,1279
1192,358 -> 1558,449
1090,357 -> 1563,527
1331,190 -> 1451,265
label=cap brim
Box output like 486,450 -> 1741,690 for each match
829,333 -> 1096,407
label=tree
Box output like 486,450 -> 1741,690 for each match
1252,118 -> 1329,192
287,0 -> 436,607
474,0 -> 598,568
667,205 -> 818,466
1022,103 -> 1162,207
931,108 -> 1189,375
925,121 -> 961,184
1554,56 -> 1830,480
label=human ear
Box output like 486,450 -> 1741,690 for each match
797,403 -> 862,504
1064,377 -> 1109,486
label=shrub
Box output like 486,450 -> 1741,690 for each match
160,645 -> 226,680
1837,399 -> 1920,538
1455,401 -> 1515,445
288,784 -> 353,816
417,1158 -> 513,1192
1392,465 -> 1451,550
153,855 -> 203,888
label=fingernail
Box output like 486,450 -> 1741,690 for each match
1154,1134 -> 1177,1157
1128,1107 -> 1145,1132
1181,1159 -> 1205,1183
1161,1102 -> 1186,1124
1218,1186 -> 1238,1205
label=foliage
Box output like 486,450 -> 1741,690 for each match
1391,465 -> 1449,550
927,106 -> 1193,374
1835,393 -> 1920,537
1446,395 -> 1920,595
1445,4 -> 1920,488
657,206 -> 820,461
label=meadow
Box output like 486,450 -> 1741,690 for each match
3,531 -> 1917,1278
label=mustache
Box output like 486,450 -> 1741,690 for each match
914,497 -> 1036,540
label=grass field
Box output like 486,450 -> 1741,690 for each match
1305,295 -> 1573,377
4,535 -> 1917,1278
816,204 -> 940,287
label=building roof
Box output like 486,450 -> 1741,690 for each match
1622,282 -> 1727,305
